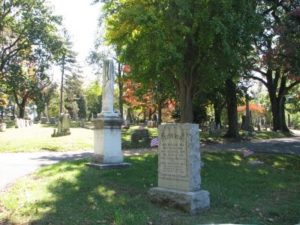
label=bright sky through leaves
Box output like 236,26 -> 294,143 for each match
48,0 -> 100,80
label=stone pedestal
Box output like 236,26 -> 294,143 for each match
93,115 -> 123,163
86,115 -> 130,169
149,123 -> 210,214
149,188 -> 209,215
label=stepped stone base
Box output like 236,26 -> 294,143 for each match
149,187 -> 210,215
86,162 -> 131,169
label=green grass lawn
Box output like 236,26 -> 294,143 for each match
0,125 -> 93,152
0,124 -> 296,153
1,152 -> 299,225
200,129 -> 292,144
0,125 -> 158,153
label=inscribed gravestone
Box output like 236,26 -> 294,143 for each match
149,123 -> 210,214
158,124 -> 200,191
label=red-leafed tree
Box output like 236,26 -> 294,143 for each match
123,79 -> 157,122
250,1 -> 300,132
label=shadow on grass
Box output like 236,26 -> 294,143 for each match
2,153 -> 300,225
30,155 -> 162,225
30,152 -> 93,162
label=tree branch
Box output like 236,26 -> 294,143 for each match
246,74 -> 268,87
287,80 -> 300,92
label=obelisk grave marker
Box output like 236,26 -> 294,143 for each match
149,123 -> 210,214
87,59 -> 130,169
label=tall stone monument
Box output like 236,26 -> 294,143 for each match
149,123 -> 210,214
87,59 -> 130,169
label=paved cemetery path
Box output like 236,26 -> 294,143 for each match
202,130 -> 300,155
0,151 -> 93,191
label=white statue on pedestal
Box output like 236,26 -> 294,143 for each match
89,58 -> 129,167
100,59 -> 118,117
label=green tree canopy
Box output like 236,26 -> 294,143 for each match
103,0 -> 260,122
0,0 -> 66,118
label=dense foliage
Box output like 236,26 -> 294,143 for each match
103,0 -> 259,123
0,0 -> 65,118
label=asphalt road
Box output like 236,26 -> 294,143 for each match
202,135 -> 300,155
0,151 -> 92,191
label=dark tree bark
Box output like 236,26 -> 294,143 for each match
279,96 -> 289,132
14,92 -> 29,119
18,99 -> 27,118
266,71 -> 290,132
179,77 -> 194,123
126,108 -> 133,123
224,79 -> 239,138
157,101 -> 162,125
213,102 -> 224,128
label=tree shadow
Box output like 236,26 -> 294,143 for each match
29,155 -> 161,225
2,152 -> 300,225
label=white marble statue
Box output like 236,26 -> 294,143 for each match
101,59 -> 116,116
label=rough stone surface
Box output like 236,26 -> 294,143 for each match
131,128 -> 150,146
149,187 -> 210,215
150,123 -> 210,214
158,123 -> 201,192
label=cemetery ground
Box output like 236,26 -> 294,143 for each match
0,123 -> 292,153
1,153 -> 299,225
0,124 -> 158,153
0,126 -> 300,225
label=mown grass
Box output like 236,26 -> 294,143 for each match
0,125 -> 158,153
1,152 -> 299,225
0,124 -> 296,153
0,125 -> 93,152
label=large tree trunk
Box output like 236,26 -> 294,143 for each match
270,95 -> 289,132
279,96 -> 289,132
148,108 -> 152,121
157,101 -> 162,125
244,94 -> 252,131
213,103 -> 223,128
18,102 -> 26,118
126,108 -> 133,123
270,93 -> 280,131
14,92 -> 28,119
267,75 -> 289,132
224,79 -> 239,138
179,78 -> 193,123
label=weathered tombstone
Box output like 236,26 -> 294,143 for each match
58,114 -> 70,134
21,119 -> 25,128
15,118 -> 24,128
131,128 -> 150,146
14,118 -> 19,128
0,121 -> 6,132
52,114 -> 71,137
149,123 -> 210,214
87,59 -> 130,169
147,120 -> 154,128
123,120 -> 130,129
49,117 -> 56,125
41,117 -> 48,124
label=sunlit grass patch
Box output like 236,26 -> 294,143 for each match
0,125 -> 93,153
